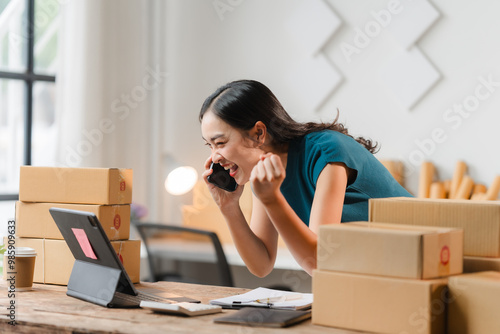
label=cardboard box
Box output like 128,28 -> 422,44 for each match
184,181 -> 287,247
312,270 -> 448,334
369,197 -> 500,257
448,271 -> 500,334
182,205 -> 287,247
19,166 -> 133,205
190,180 -> 253,212
463,256 -> 500,273
15,238 -> 140,285
16,202 -> 130,240
182,206 -> 240,245
318,222 -> 463,279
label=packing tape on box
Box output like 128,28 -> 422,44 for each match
118,171 -> 126,204
116,242 -> 124,264
42,239 -> 45,283
110,206 -> 121,240
437,232 -> 452,277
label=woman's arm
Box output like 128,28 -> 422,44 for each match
201,156 -> 279,278
218,195 -> 279,277
251,154 -> 348,275
308,162 -> 348,234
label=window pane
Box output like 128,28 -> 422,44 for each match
32,81 -> 57,166
0,200 -> 15,232
34,0 -> 60,74
0,79 -> 24,194
0,0 -> 27,72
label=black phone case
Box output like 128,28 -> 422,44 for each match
207,162 -> 238,192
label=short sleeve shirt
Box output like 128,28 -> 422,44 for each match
279,130 -> 413,225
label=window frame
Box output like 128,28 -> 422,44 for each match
0,0 -> 56,201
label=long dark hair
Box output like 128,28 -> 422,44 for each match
199,80 -> 378,153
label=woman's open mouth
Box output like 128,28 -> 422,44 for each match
223,163 -> 239,177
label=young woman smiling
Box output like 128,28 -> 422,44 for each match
200,80 -> 412,276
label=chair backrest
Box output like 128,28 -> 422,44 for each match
132,222 -> 234,287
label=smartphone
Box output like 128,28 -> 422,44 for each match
207,162 -> 238,192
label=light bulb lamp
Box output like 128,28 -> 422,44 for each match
164,166 -> 198,196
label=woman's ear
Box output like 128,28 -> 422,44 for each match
250,121 -> 267,146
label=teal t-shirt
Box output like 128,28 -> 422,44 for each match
280,130 -> 412,225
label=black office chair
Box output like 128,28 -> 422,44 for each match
132,221 -> 234,287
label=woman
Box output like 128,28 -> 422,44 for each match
200,80 -> 412,276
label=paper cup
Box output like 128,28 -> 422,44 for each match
3,247 -> 37,291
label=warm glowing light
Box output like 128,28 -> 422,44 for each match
165,166 -> 198,195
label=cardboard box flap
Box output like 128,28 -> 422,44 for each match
346,221 -> 461,234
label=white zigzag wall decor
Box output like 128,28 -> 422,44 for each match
285,0 -> 342,111
380,0 -> 441,109
285,0 -> 441,111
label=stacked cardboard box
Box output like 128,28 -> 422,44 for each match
182,181 -> 287,247
15,166 -> 140,285
313,221 -> 463,334
369,197 -> 500,273
181,181 -> 253,244
448,271 -> 500,334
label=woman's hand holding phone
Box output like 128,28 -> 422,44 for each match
203,157 -> 242,209
207,162 -> 238,192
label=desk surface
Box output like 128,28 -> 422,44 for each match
0,280 -> 357,334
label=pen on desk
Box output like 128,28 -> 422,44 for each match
256,294 -> 303,304
232,294 -> 303,305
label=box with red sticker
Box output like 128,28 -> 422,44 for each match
318,222 -> 463,279
19,166 -> 133,205
369,197 -> 500,257
14,238 -> 141,285
15,202 -> 130,241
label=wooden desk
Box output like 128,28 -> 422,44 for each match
0,281 -> 355,333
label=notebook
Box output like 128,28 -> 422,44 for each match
49,207 -> 199,308
214,308 -> 311,327
209,287 -> 313,310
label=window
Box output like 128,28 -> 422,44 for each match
0,0 -> 59,224
0,0 -> 59,197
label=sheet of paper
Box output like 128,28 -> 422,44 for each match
72,228 -> 98,260
210,287 -> 313,310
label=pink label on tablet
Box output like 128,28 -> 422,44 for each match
72,228 -> 97,260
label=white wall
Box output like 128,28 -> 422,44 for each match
160,0 -> 500,221
52,1 -> 168,223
